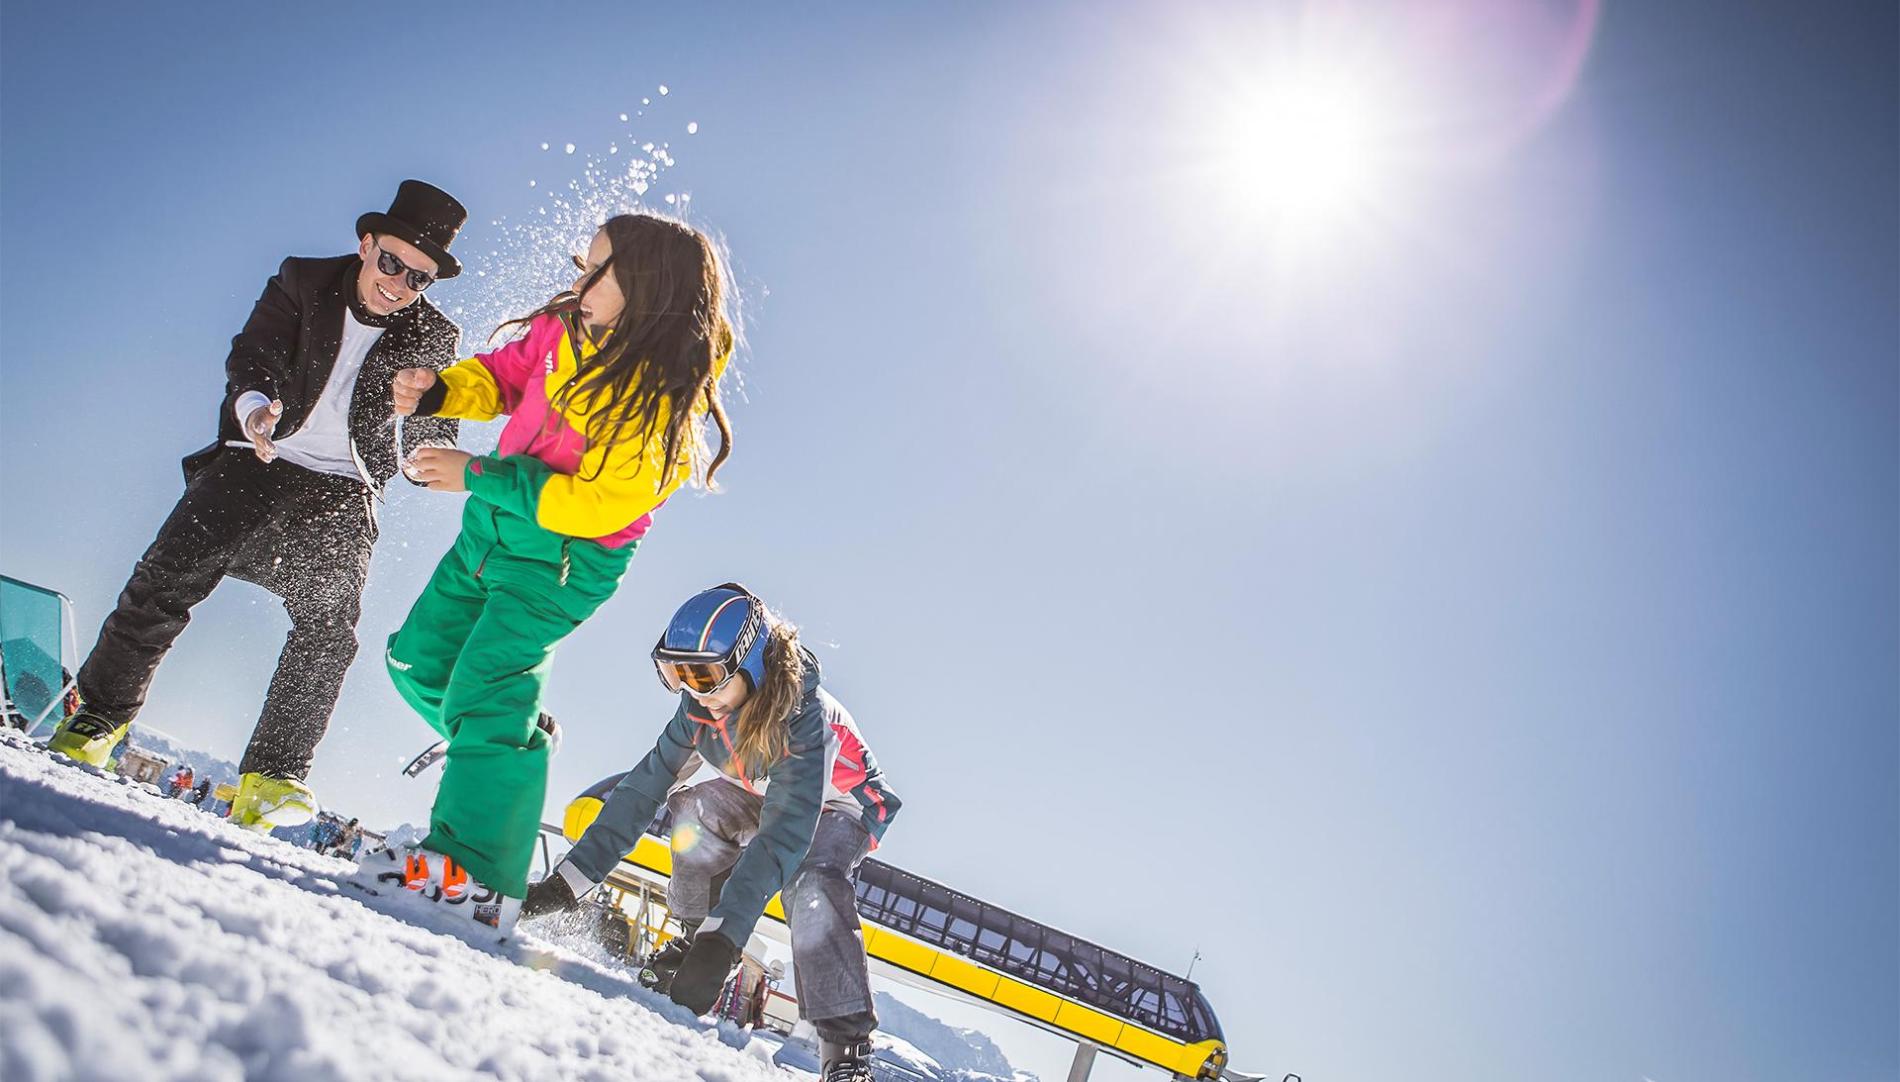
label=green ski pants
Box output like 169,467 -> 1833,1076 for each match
385,502 -> 633,897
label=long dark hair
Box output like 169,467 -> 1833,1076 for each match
498,213 -> 735,486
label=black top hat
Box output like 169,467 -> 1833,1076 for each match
355,179 -> 467,280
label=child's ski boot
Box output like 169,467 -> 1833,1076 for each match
353,842 -> 521,935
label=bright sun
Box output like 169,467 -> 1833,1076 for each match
1206,62 -> 1398,242
1165,6 -> 1422,266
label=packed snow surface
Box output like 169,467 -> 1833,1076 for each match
0,732 -> 788,1082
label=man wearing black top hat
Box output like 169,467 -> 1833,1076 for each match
48,180 -> 469,832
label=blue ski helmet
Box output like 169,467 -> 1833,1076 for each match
653,583 -> 771,691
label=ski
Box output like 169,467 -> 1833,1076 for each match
402,713 -> 560,778
401,739 -> 447,777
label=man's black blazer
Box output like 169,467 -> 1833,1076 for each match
182,254 -> 461,492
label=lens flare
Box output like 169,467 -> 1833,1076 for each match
670,822 -> 701,854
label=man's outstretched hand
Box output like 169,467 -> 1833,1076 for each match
406,446 -> 473,492
244,400 -> 283,462
392,368 -> 438,417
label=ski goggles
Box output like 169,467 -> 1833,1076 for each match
375,244 -> 437,291
652,656 -> 744,697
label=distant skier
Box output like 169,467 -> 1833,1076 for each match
311,816 -> 343,853
520,585 -> 900,1082
187,779 -> 210,806
45,181 -> 468,835
167,765 -> 194,799
332,818 -> 364,860
374,213 -> 738,925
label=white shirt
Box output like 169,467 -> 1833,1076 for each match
234,308 -> 384,481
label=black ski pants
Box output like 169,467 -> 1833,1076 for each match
76,451 -> 376,779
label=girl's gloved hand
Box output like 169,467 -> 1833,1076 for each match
520,873 -> 580,921
667,931 -> 741,1014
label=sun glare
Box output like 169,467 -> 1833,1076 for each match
1201,60 -> 1399,246
1158,5 -> 1434,270
1238,73 -> 1386,220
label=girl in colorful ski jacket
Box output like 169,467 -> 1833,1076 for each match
520,584 -> 900,1080
382,213 -> 737,909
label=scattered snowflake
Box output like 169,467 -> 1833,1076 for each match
686,122 -> 698,135
658,85 -> 669,95
564,143 -> 575,154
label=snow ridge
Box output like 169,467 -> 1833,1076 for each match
0,734 -> 785,1082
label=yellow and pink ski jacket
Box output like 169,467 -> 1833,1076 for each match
426,313 -> 727,547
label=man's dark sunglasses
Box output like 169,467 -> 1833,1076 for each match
375,243 -> 436,291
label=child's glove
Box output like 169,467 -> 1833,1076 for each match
520,873 -> 580,921
667,931 -> 741,1015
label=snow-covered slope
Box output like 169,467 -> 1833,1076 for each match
119,724 -> 241,792
872,993 -> 1032,1081
0,732 -> 789,1082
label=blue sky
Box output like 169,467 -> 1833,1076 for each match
1,3 -> 1894,1081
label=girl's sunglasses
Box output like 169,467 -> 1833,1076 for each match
375,244 -> 436,291
572,253 -> 616,283
653,657 -> 741,698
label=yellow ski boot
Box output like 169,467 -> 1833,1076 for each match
44,711 -> 130,767
229,772 -> 318,832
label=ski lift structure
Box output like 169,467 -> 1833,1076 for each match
554,774 -> 1266,1082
